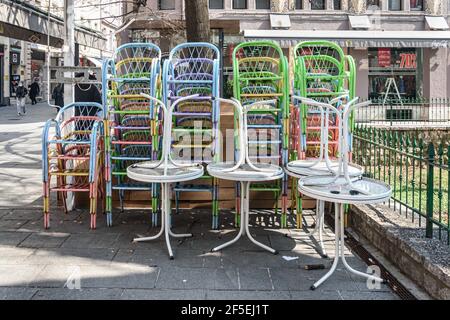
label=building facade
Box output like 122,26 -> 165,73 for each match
0,0 -> 123,106
124,0 -> 450,105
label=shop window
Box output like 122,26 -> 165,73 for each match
410,0 -> 423,11
233,0 -> 247,9
310,0 -> 325,10
368,48 -> 422,100
295,0 -> 302,9
256,0 -> 270,9
209,0 -> 224,9
367,0 -> 380,9
159,0 -> 175,10
388,0 -> 402,11
334,0 -> 341,9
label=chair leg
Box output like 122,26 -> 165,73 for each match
90,182 -> 97,230
175,190 -> 179,214
43,181 -> 50,229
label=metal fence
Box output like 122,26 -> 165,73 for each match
353,125 -> 450,245
354,98 -> 450,125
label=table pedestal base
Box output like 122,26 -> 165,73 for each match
212,181 -> 278,255
133,183 -> 192,259
311,202 -> 385,290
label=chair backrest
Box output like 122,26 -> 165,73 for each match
163,42 -> 220,100
232,41 -> 289,165
294,40 -> 348,101
162,43 -> 221,165
55,102 -> 104,141
112,43 -> 161,79
232,40 -> 287,103
109,43 -> 162,101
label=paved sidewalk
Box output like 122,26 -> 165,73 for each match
0,102 -> 398,300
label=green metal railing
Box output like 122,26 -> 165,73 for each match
353,125 -> 450,245
354,98 -> 450,125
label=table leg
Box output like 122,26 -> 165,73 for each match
133,183 -> 192,259
243,181 -> 278,255
310,203 -> 384,290
310,203 -> 340,290
212,181 -> 277,254
163,183 -> 174,259
338,203 -> 383,283
211,183 -> 246,252
308,200 -> 328,258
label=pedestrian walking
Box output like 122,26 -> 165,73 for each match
52,83 -> 64,110
29,79 -> 40,105
15,82 -> 27,116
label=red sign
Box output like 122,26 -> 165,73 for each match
378,48 -> 391,67
399,53 -> 416,69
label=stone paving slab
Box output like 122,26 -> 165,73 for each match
19,232 -> 70,248
206,289 -> 292,300
238,267 -> 274,291
23,247 -> 117,266
33,288 -> 124,300
155,266 -> 219,290
33,264 -> 160,289
0,264 -> 46,287
0,219 -> 28,231
0,231 -> 31,246
122,288 -> 207,300
0,287 -> 39,300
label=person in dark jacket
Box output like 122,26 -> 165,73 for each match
74,72 -> 102,135
15,82 -> 28,116
52,83 -> 64,110
29,79 -> 40,105
75,72 -> 102,104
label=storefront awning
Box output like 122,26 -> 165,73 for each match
85,56 -> 103,67
243,29 -> 450,48
348,15 -> 371,30
425,16 -> 449,30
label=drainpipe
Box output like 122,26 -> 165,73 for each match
64,0 -> 75,105
47,0 -> 58,110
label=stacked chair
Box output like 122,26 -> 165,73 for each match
42,102 -> 104,229
162,43 -> 221,229
103,43 -> 162,226
290,41 -> 356,229
232,41 -> 290,227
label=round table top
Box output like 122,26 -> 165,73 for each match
298,175 -> 392,204
127,161 -> 204,183
285,160 -> 363,179
207,162 -> 284,182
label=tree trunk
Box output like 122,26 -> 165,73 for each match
184,0 -> 211,42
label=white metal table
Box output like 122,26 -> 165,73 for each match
299,175 -> 391,290
294,96 -> 392,289
207,98 -> 284,254
127,162 -> 203,259
208,163 -> 283,254
286,95 -> 364,257
285,161 -> 363,258
126,94 -> 204,259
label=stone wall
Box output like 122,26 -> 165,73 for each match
349,204 -> 450,300
349,0 -> 365,13
270,0 -> 292,12
425,0 -> 443,15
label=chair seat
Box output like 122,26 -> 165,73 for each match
286,160 -> 363,178
298,175 -> 391,205
127,161 -> 204,183
207,163 -> 283,182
